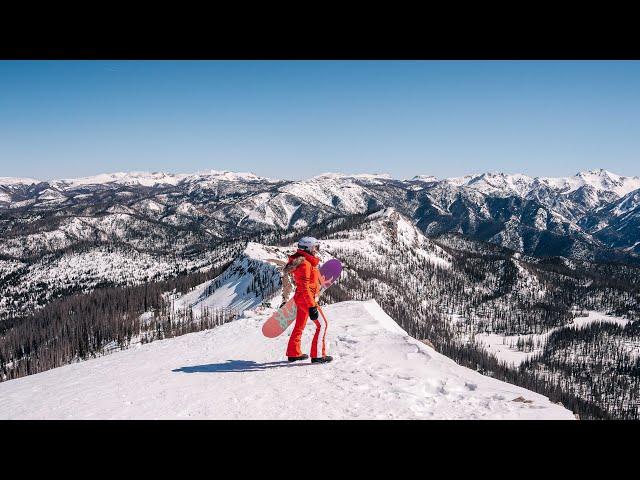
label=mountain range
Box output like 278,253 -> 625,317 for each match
2,169 -> 640,259
2,168 -> 639,318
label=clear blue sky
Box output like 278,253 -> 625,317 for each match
1,60 -> 639,180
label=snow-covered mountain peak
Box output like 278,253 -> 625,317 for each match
187,170 -> 267,182
443,173 -> 481,187
309,172 -> 392,182
411,175 -> 438,182
462,172 -> 535,197
324,207 -> 453,269
0,177 -> 40,186
25,170 -> 270,191
573,169 -> 640,196
534,169 -> 640,197
576,168 -> 618,179
309,172 -> 348,181
351,173 -> 393,181
435,169 -> 640,202
53,171 -> 190,188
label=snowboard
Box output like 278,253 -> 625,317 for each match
262,259 -> 342,338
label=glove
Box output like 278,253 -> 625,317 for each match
309,306 -> 319,321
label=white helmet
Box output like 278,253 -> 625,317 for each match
298,236 -> 320,251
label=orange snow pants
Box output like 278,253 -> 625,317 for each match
286,300 -> 327,359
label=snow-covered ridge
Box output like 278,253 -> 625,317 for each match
335,207 -> 454,269
54,171 -> 190,188
0,299 -> 574,419
445,169 -> 640,198
411,175 -> 438,182
2,167 -> 639,262
0,177 -> 40,185
605,189 -> 640,218
310,172 -> 393,181
48,170 -> 269,188
2,168 -> 637,192
169,242 -> 292,316
0,170 -> 273,189
539,169 -> 640,197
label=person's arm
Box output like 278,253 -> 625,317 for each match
300,262 -> 317,307
280,269 -> 293,306
283,256 -> 303,274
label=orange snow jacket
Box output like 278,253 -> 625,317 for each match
284,249 -> 321,308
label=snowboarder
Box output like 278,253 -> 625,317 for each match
283,236 -> 333,364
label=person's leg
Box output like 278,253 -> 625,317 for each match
319,309 -> 328,357
286,302 -> 309,358
309,307 -> 327,359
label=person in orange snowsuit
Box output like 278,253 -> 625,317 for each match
283,237 -> 333,364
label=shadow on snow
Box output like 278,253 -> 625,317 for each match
172,360 -> 310,373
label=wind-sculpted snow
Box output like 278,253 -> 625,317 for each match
0,300 -> 574,419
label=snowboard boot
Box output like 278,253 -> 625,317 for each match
311,355 -> 333,364
288,354 -> 309,362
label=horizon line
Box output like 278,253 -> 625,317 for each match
1,167 -> 638,185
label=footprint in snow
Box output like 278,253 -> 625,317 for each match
337,336 -> 358,344
405,352 -> 424,361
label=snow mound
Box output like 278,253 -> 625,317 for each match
0,300 -> 574,419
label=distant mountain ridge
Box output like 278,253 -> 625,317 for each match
3,167 -> 639,190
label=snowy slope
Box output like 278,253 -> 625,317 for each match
324,208 -> 453,270
170,242 -> 289,316
545,169 -> 640,197
0,299 -> 574,419
445,169 -> 640,199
